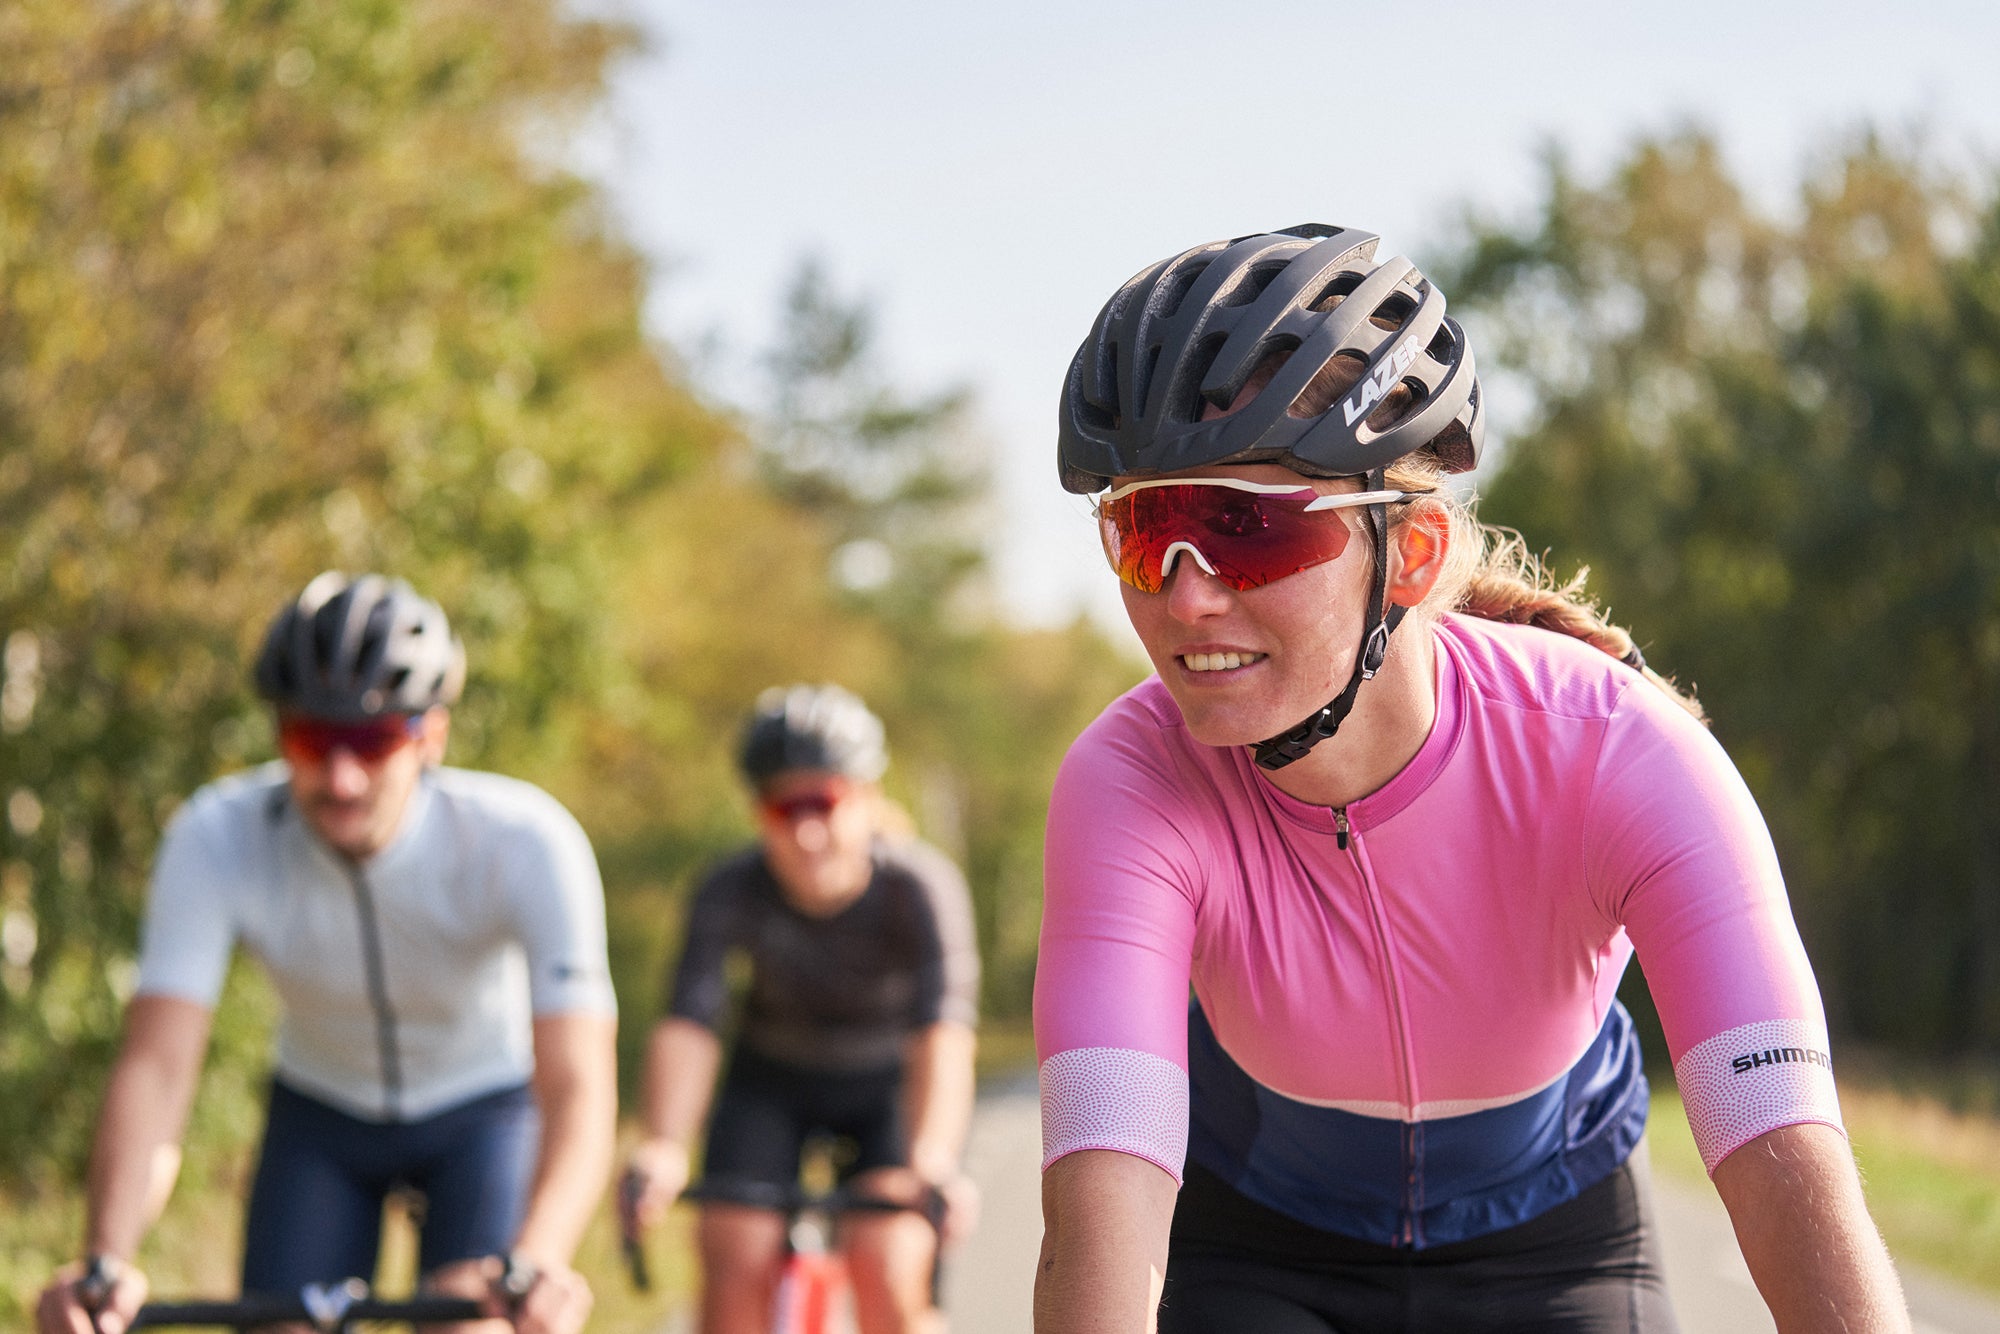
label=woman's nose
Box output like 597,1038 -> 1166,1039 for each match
1162,552 -> 1235,622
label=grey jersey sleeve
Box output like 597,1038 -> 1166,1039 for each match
902,840 -> 980,1030
501,789 -> 617,1017
134,791 -> 242,1007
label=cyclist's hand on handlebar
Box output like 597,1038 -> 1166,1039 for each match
37,1256 -> 148,1334
935,1172 -> 981,1248
426,1253 -> 591,1334
622,1136 -> 691,1229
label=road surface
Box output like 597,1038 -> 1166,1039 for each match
945,1075 -> 2000,1333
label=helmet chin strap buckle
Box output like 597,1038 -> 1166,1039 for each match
1359,621 -> 1392,680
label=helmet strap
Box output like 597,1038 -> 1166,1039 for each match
1252,469 -> 1406,771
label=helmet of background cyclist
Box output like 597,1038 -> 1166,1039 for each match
1057,223 -> 1482,494
253,571 -> 466,720
738,683 -> 889,788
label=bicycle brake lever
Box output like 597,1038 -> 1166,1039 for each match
498,1251 -> 540,1306
617,1172 -> 653,1291
76,1253 -> 128,1322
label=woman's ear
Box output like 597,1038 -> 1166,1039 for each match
1387,507 -> 1450,609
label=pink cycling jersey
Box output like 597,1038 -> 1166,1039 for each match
1036,613 -> 1842,1246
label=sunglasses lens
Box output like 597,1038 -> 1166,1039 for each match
279,716 -> 420,765
764,791 -> 840,822
1100,484 -> 1354,593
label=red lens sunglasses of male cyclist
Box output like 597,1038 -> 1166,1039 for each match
1097,477 -> 1420,594
277,713 -> 426,767
760,784 -> 852,824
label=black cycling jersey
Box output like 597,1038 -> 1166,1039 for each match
666,837 -> 978,1072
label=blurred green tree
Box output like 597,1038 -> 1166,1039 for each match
1440,129 -> 2000,1059
0,0 -> 725,1199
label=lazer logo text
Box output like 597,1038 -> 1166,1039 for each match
1730,1046 -> 1831,1075
1342,337 -> 1422,427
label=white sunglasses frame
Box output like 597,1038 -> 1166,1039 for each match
1098,477 -> 1415,586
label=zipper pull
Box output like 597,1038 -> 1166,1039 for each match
1334,807 -> 1350,850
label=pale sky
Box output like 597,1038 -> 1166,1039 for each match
592,1 -> 2000,633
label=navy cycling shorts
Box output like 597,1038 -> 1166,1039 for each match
701,1044 -> 907,1195
1158,1153 -> 1680,1334
240,1078 -> 538,1294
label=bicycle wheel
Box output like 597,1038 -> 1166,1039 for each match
773,1250 -> 847,1334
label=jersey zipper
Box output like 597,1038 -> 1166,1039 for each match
343,861 -> 403,1120
1335,809 -> 1425,1246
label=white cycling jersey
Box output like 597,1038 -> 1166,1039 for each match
137,763 -> 616,1122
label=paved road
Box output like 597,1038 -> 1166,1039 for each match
946,1077 -> 2000,1333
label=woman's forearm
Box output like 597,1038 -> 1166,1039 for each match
1035,1150 -> 1177,1334
902,1021 -> 976,1182
1712,1122 -> 1911,1333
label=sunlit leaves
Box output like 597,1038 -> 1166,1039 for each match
1445,128 -> 2000,1055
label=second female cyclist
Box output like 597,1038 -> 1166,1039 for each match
1032,225 -> 1911,1332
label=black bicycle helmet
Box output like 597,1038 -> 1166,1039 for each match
1057,225 -> 1486,771
1057,224 -> 1482,494
254,572 -> 466,720
738,683 -> 889,787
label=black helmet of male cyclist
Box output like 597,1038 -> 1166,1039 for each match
738,683 -> 889,788
1057,223 -> 1482,494
254,572 -> 466,720
1056,225 -> 1485,771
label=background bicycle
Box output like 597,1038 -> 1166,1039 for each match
129,1278 -> 483,1331
627,1165 -> 944,1334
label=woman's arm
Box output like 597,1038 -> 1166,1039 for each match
1710,1122 -> 1911,1334
903,1019 -> 977,1185
626,1016 -> 724,1220
1036,1150 -> 1177,1334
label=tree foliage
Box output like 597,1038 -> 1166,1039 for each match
0,0 -> 722,1196
1440,129 -> 2000,1056
0,8 -> 1146,1268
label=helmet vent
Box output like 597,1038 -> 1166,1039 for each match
1426,324 -> 1456,362
1289,352 -> 1367,419
1364,378 -> 1425,433
1076,395 -> 1116,431
1186,333 -> 1228,417
1220,262 -> 1286,308
1308,272 -> 1365,312
1103,341 -> 1122,423
1369,292 -> 1416,331
1156,260 -> 1211,320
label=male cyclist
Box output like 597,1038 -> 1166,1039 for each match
624,684 -> 979,1334
37,572 -> 617,1334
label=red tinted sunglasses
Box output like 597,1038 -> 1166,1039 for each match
278,713 -> 425,766
760,785 -> 850,824
1098,478 -> 1416,594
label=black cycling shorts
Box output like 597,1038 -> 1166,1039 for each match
1158,1153 -> 1680,1334
702,1044 -> 907,1194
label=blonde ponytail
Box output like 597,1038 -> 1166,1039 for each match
1385,457 -> 1706,723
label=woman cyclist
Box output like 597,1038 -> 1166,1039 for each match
1032,225 -> 1911,1333
626,684 -> 980,1334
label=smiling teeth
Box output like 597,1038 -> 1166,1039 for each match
1183,652 -> 1259,672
